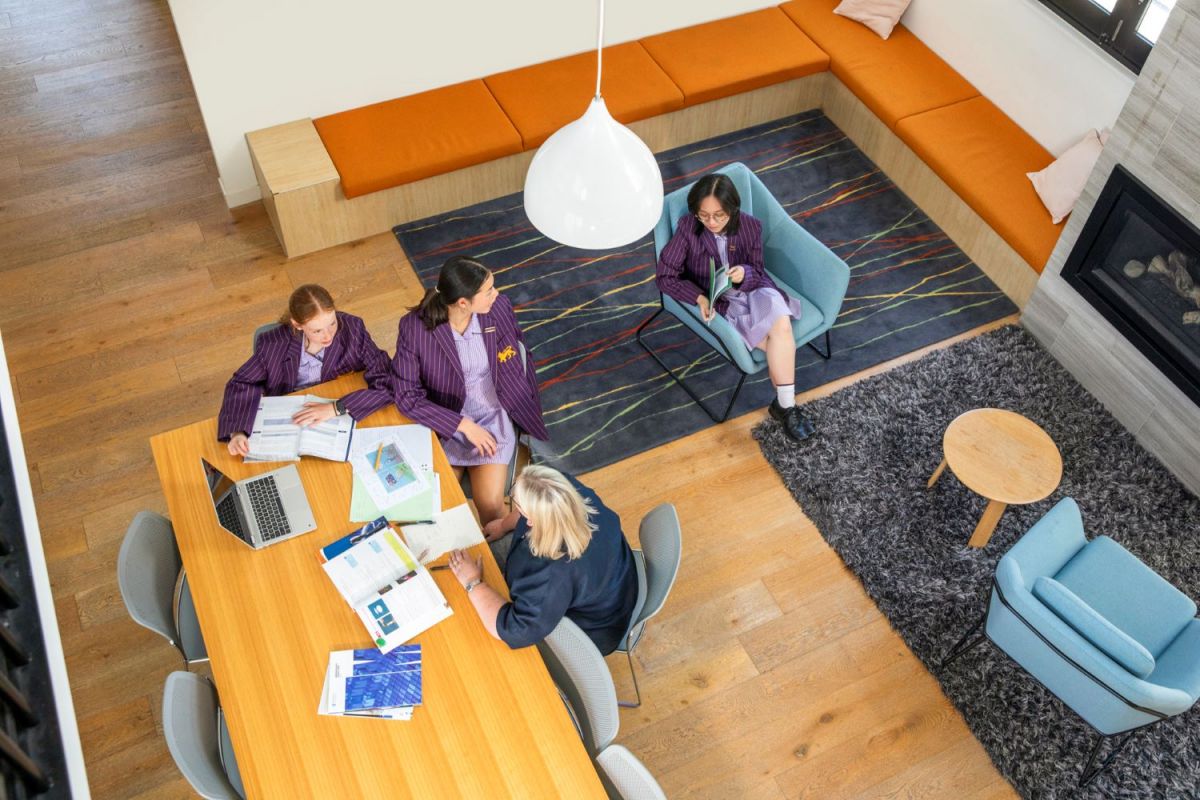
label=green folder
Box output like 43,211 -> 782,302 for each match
349,471 -> 438,522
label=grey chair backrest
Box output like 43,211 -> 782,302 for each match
175,571 -> 208,662
118,511 -> 183,645
632,503 -> 682,634
162,672 -> 243,799
251,322 -> 280,355
536,617 -> 619,757
595,744 -> 668,800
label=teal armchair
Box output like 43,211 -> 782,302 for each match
635,162 -> 850,422
945,497 -> 1200,786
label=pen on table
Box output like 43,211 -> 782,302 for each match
373,443 -> 384,470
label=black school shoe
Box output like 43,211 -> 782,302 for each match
768,400 -> 815,441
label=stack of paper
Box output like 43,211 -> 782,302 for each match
319,646 -> 422,720
349,425 -> 441,522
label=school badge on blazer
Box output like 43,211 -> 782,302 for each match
497,345 -> 516,363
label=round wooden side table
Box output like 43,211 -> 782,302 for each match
927,408 -> 1063,548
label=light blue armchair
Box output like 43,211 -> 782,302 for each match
635,162 -> 850,422
945,497 -> 1200,786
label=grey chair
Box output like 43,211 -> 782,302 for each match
537,617 -> 619,757
615,503 -> 682,707
162,672 -> 244,799
251,322 -> 280,355
595,744 -> 668,800
117,511 -> 208,664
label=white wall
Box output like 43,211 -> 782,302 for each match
166,0 -> 774,208
904,0 -> 1135,155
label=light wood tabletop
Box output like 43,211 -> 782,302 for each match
927,408 -> 1063,548
149,373 -> 605,799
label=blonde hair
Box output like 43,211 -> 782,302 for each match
513,465 -> 596,560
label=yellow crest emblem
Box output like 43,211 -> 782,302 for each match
497,345 -> 517,363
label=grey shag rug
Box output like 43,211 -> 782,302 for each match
753,324 -> 1200,799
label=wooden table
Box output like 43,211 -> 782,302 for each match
150,374 -> 605,799
927,408 -> 1063,548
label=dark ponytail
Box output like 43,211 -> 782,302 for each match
411,256 -> 491,330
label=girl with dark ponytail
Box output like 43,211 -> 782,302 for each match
392,256 -> 548,526
218,284 -> 394,457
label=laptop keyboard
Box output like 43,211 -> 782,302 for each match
216,492 -> 251,543
244,475 -> 292,540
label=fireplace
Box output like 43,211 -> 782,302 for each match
1061,164 -> 1200,406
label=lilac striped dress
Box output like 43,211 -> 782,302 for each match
441,315 -> 517,466
713,231 -> 803,350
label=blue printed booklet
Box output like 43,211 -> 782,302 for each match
319,646 -> 423,719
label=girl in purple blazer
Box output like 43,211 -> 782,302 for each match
657,173 -> 814,441
392,257 -> 548,526
218,285 -> 393,456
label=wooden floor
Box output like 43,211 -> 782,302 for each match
0,0 -> 1021,797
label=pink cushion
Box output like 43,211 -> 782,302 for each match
833,0 -> 913,39
1027,129 -> 1108,224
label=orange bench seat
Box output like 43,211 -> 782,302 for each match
780,0 -> 978,129
640,7 -> 829,106
486,43 -> 684,150
313,80 -> 523,199
896,96 -> 1061,272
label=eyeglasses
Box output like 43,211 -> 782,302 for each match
696,211 -> 730,224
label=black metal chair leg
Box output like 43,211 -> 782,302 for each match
941,614 -> 988,668
806,329 -> 832,360
635,308 -> 750,424
1079,729 -> 1136,787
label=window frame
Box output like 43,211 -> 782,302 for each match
1035,0 -> 1157,74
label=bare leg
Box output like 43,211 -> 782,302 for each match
466,463 -> 509,526
756,315 -> 796,388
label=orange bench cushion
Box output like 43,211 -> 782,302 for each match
780,0 -> 978,129
486,43 -> 684,150
896,96 -> 1061,272
640,8 -> 830,106
313,80 -> 523,199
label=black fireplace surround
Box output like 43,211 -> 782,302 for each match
1062,164 -> 1200,406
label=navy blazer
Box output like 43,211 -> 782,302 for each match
217,311 -> 393,440
497,474 -> 639,654
391,293 -> 548,441
656,212 -> 780,315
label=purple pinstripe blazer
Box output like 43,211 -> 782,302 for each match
656,212 -> 778,314
217,311 -> 393,440
392,294 -> 548,442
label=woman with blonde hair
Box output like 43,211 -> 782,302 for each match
447,465 -> 638,653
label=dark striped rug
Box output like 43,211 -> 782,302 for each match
394,110 -> 1017,475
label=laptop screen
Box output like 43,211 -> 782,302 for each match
200,458 -> 251,544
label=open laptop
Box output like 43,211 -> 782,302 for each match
200,457 -> 317,549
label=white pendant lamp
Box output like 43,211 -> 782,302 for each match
522,0 -> 664,250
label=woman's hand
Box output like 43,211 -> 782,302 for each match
483,517 -> 510,542
448,549 -> 483,588
292,401 -> 337,427
227,433 -> 250,457
457,418 -> 497,458
696,294 -> 716,324
728,265 -> 746,284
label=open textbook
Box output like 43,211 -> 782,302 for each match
246,395 -> 354,462
320,519 -> 452,653
707,256 -> 731,310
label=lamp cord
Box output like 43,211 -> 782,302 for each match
595,0 -> 604,99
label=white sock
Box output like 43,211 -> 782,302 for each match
775,383 -> 795,409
